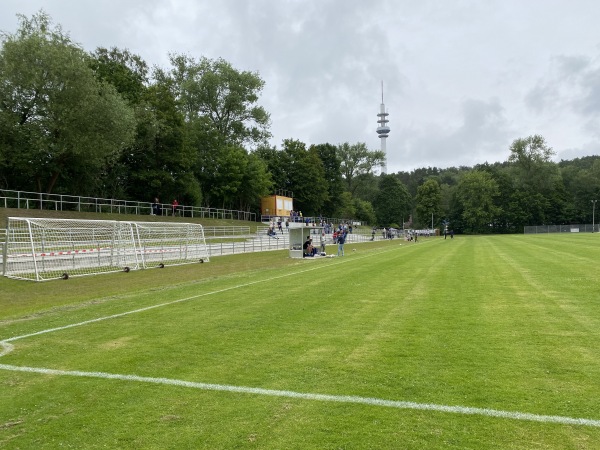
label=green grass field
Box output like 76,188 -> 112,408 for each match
1,235 -> 600,449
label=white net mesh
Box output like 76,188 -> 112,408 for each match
2,218 -> 208,281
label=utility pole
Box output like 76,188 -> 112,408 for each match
592,200 -> 597,232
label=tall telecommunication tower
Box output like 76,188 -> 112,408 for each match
376,81 -> 390,174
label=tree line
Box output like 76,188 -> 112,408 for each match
1,12 -> 599,233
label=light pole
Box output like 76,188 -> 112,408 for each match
593,200 -> 597,233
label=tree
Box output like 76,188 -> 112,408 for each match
415,179 -> 442,228
353,198 -> 376,224
90,47 -> 149,104
559,157 -> 600,223
0,12 -> 136,194
89,47 -> 199,203
337,142 -> 385,194
237,152 -> 273,212
508,135 -> 555,180
456,170 -> 500,233
352,173 -> 380,204
373,174 -> 412,227
310,143 -> 343,217
255,145 -> 289,193
507,135 -> 566,225
281,139 -> 328,216
161,54 -> 271,147
334,191 -> 356,220
255,140 -> 328,216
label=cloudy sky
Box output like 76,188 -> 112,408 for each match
2,1 -> 600,173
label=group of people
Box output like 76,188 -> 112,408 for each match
301,225 -> 348,257
268,218 -> 286,236
150,198 -> 180,216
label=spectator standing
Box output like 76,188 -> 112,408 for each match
337,230 -> 346,256
171,199 -> 179,216
151,198 -> 161,216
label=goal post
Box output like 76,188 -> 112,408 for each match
3,217 -> 209,281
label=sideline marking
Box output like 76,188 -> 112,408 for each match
1,363 -> 599,428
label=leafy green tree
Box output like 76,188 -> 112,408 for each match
0,12 -> 136,194
560,157 -> 600,222
508,135 -> 566,225
91,47 -> 149,104
415,179 -> 442,227
281,139 -> 328,216
254,145 -> 289,193
352,173 -> 380,204
161,54 -> 271,147
153,54 -> 272,209
334,191 -> 356,220
89,47 -> 198,203
353,198 -> 376,224
237,152 -> 273,212
198,144 -> 271,210
310,143 -> 343,217
397,166 -> 442,198
508,135 -> 555,181
456,170 -> 500,233
373,174 -> 412,227
337,142 -> 385,194
255,140 -> 328,216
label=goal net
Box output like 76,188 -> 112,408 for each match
2,217 -> 209,281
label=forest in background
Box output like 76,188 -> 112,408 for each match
1,12 -> 599,233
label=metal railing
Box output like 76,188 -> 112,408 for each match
524,224 -> 599,234
260,214 -> 364,226
0,189 -> 256,222
203,226 -> 251,237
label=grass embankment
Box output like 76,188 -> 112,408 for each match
1,234 -> 600,448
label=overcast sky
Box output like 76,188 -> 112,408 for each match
2,1 -> 600,173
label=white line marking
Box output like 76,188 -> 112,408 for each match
1,363 -> 598,428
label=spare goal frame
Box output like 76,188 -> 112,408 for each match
2,217 -> 209,281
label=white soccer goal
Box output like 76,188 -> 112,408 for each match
132,221 -> 210,269
2,217 -> 209,281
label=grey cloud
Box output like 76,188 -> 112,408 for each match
525,82 -> 557,113
393,98 -> 514,172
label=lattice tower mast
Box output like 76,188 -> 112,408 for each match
376,81 -> 390,174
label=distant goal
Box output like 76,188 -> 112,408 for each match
2,217 -> 210,281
